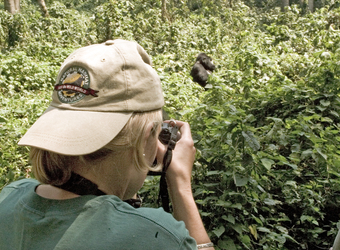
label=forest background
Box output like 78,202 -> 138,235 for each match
1,0 -> 340,249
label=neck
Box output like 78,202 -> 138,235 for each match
72,154 -> 133,200
36,185 -> 80,200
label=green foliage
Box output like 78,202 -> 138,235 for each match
182,4 -> 340,249
0,91 -> 50,188
0,50 -> 58,93
1,0 -> 340,249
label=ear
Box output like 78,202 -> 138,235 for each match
143,122 -> 155,147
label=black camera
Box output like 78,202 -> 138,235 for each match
149,120 -> 180,173
158,121 -> 181,148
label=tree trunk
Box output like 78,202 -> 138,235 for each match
281,0 -> 289,12
4,0 -> 20,47
161,0 -> 168,21
4,0 -> 20,14
37,0 -> 49,17
299,0 -> 304,7
300,0 -> 306,12
308,0 -> 314,12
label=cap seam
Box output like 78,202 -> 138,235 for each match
21,132 -> 102,144
112,44 -> 129,110
48,104 -> 134,113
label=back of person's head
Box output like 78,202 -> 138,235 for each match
19,39 -> 164,186
29,110 -> 162,185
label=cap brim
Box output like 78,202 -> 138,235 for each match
18,106 -> 133,155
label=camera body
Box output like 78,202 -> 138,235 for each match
149,121 -> 180,173
158,122 -> 180,147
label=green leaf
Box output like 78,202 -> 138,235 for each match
231,203 -> 242,209
231,224 -> 243,235
291,143 -> 300,153
206,170 -> 221,176
261,158 -> 275,170
233,174 -> 249,187
321,117 -> 333,123
242,153 -> 253,166
213,225 -> 225,238
330,110 -> 339,117
258,227 -> 271,233
242,131 -> 260,151
0,116 -> 7,123
216,200 -> 232,207
285,163 -> 298,170
240,234 -> 251,246
200,212 -> 211,217
300,215 -> 313,222
222,214 -> 235,224
316,148 -> 327,160
218,239 -> 237,250
301,149 -> 313,159
320,100 -> 330,106
316,106 -> 326,111
227,122 -> 238,133
14,109 -> 26,114
264,198 -> 282,206
321,51 -> 331,58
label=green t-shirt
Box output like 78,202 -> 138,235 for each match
0,179 -> 197,250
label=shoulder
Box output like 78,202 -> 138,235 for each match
0,178 -> 39,197
0,178 -> 39,206
76,195 -> 197,248
103,196 -> 177,227
3,178 -> 39,190
87,195 -> 182,230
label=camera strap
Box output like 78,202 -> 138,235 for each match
54,172 -> 142,208
158,150 -> 172,212
54,172 -> 105,196
157,124 -> 179,213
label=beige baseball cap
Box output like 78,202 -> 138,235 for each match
18,39 -> 164,155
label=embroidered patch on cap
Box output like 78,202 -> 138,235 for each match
54,66 -> 98,104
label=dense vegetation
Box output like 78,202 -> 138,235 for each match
1,0 -> 340,249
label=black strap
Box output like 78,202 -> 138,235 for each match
158,150 -> 172,212
54,172 -> 142,208
55,172 -> 106,196
157,124 -> 179,213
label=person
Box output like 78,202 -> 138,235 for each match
0,39 -> 214,250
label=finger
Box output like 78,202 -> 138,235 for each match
174,121 -> 193,141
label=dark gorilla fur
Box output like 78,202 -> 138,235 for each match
190,53 -> 216,88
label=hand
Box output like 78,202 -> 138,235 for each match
156,121 -> 213,247
156,120 -> 196,189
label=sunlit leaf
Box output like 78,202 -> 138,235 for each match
249,225 -> 258,240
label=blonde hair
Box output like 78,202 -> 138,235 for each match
30,109 -> 163,185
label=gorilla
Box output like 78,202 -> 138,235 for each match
190,53 -> 216,88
